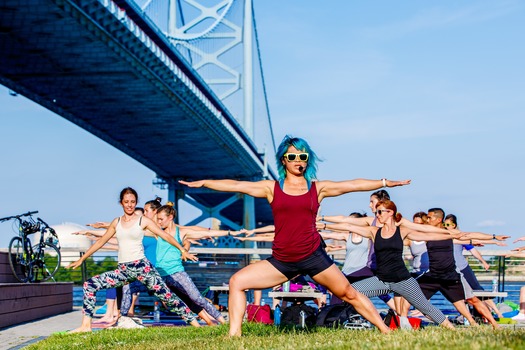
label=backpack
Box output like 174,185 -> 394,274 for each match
316,303 -> 372,329
280,303 -> 318,327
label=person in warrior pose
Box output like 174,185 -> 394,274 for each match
67,187 -> 200,332
180,135 -> 411,336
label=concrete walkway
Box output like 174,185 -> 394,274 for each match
0,307 -> 83,350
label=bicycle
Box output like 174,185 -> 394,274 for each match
0,211 -> 61,283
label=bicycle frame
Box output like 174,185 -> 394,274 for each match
1,211 -> 61,283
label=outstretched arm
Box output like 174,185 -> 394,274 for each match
179,179 -> 274,200
244,225 -> 275,236
404,226 -> 464,242
320,215 -> 373,226
324,222 -> 376,240
514,236 -> 525,243
67,218 -> 118,269
142,217 -> 198,262
86,221 -> 111,229
316,178 -> 410,201
400,218 -> 452,234
235,234 -> 275,242
462,232 -> 509,241
468,248 -> 490,271
182,228 -> 246,240
320,231 -> 349,241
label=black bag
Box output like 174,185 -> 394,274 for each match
280,303 -> 318,327
316,303 -> 373,329
316,303 -> 356,327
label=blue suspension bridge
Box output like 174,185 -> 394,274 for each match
0,0 -> 277,238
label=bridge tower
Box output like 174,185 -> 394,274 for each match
140,0 -> 274,241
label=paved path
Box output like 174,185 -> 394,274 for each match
0,307 -> 83,350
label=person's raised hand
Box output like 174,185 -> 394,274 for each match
178,180 -> 206,188
181,250 -> 198,262
386,179 -> 411,188
67,260 -> 82,269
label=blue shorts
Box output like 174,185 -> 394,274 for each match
267,244 -> 334,279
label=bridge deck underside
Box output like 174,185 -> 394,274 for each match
0,0 -> 274,226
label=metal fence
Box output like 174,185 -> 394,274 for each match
61,247 -> 524,307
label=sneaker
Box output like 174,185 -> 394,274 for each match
399,316 -> 413,331
131,317 -> 143,325
114,316 -> 145,329
511,313 -> 525,321
342,315 -> 373,330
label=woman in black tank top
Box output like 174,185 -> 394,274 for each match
325,199 -> 467,329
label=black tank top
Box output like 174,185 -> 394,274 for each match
374,226 -> 411,282
426,239 -> 460,280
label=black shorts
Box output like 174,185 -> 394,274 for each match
267,244 -> 334,279
417,273 -> 465,303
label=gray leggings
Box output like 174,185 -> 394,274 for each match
352,276 -> 447,324
163,271 -> 223,321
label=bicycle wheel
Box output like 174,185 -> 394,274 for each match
31,242 -> 61,282
8,236 -> 31,282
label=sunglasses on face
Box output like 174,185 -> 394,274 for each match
376,209 -> 391,215
283,153 -> 309,162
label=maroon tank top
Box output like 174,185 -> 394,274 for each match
271,181 -> 321,262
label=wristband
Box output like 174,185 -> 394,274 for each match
493,234 -> 496,240
228,229 -> 231,236
322,215 -> 325,221
381,178 -> 387,187
323,223 -> 327,230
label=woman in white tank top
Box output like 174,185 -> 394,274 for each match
67,187 -> 200,333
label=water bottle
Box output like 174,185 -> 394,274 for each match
492,277 -> 498,293
299,310 -> 306,328
282,281 -> 290,292
274,305 -> 281,325
154,301 -> 160,323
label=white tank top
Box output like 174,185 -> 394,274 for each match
116,217 -> 146,263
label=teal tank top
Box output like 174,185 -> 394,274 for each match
155,226 -> 185,277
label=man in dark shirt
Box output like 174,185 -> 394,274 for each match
417,208 -> 499,328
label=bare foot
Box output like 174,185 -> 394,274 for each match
93,316 -> 117,324
68,327 -> 92,333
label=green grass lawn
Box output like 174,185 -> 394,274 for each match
28,324 -> 525,350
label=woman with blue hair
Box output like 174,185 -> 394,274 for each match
180,135 -> 410,336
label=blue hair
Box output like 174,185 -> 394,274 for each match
275,135 -> 319,182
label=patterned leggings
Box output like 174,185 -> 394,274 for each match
163,271 -> 223,321
351,276 -> 447,324
82,258 -> 195,323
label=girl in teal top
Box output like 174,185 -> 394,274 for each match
155,203 -> 245,325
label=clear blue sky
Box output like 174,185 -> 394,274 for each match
1,0 -> 524,249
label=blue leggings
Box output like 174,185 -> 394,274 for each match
82,258 -> 195,323
163,271 -> 223,321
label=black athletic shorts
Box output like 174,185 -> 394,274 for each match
267,244 -> 334,279
417,273 -> 465,303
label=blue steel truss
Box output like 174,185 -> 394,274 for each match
0,0 -> 276,228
